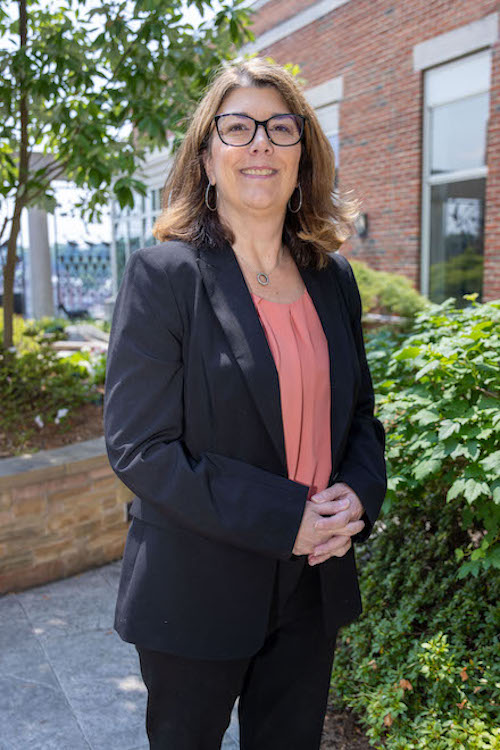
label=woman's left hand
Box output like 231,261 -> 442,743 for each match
307,482 -> 365,566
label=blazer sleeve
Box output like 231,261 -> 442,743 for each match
333,255 -> 387,544
103,248 -> 309,561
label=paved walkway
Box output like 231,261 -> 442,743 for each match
0,561 -> 239,750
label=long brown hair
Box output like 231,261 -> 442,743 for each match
152,57 -> 361,269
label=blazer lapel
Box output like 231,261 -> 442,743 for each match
198,243 -> 287,473
298,260 -> 358,475
198,243 -> 358,481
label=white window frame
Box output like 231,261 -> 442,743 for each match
306,76 -> 343,182
415,15 -> 497,297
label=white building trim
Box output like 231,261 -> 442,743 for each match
413,12 -> 499,72
133,145 -> 172,188
242,0 -> 352,54
248,0 -> 272,10
305,76 -> 343,108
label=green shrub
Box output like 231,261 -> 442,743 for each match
330,296 -> 500,748
0,308 -> 69,351
331,497 -> 500,749
370,295 -> 500,576
351,260 -> 429,319
0,334 -> 104,454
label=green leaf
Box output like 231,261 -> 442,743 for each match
463,479 -> 491,504
415,360 -> 440,380
414,408 -> 440,426
394,346 -> 422,361
438,420 -> 460,440
413,458 -> 441,480
447,479 -> 466,502
481,450 -> 500,473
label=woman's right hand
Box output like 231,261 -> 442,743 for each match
292,498 -> 364,557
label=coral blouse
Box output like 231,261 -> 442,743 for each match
251,288 -> 332,500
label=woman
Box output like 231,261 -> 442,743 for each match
104,57 -> 386,749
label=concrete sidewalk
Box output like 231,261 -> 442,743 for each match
0,561 -> 239,750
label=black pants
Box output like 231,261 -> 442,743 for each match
136,560 -> 337,749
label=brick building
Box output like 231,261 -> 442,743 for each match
243,0 -> 499,302
111,1 -> 499,303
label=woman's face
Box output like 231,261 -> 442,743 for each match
203,85 -> 302,218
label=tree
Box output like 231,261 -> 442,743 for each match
0,0 -> 254,347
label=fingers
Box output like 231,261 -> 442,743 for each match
308,536 -> 352,566
315,514 -> 365,536
312,498 -> 351,517
310,483 -> 349,503
312,522 -> 364,553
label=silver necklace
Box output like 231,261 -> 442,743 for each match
233,245 -> 284,286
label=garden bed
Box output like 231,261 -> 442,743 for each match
0,400 -> 105,458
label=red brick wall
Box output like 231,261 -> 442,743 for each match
0,454 -> 131,593
249,0 -> 500,301
249,0 -> 319,37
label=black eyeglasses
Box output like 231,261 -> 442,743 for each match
213,113 -> 306,147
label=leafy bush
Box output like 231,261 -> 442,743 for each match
351,260 -> 429,319
0,331 -> 105,454
330,296 -> 500,747
331,497 -> 500,749
370,295 -> 500,576
0,307 -> 69,351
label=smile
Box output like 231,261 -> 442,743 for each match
240,168 -> 277,176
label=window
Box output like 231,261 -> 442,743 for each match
422,50 -> 490,304
111,186 -> 163,287
315,102 -> 340,189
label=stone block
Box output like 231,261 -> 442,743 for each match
33,539 -> 74,565
0,558 -> 66,593
65,454 -> 107,474
0,489 -> 12,511
91,476 -> 118,494
12,495 -> 47,518
48,506 -> 99,533
0,463 -> 65,490
72,520 -> 103,539
11,482 -> 47,502
45,472 -> 90,495
90,464 -> 114,481
0,520 -> 39,543
0,550 -> 33,573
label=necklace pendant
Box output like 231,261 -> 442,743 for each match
257,272 -> 270,286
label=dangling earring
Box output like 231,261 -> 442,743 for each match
205,182 -> 217,212
288,183 -> 302,214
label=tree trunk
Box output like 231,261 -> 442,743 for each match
2,0 -> 29,349
2,207 -> 23,349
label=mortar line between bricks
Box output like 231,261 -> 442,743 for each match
17,593 -> 93,750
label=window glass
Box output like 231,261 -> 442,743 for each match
429,178 -> 484,304
129,217 -> 142,253
431,92 -> 489,174
314,102 -> 340,184
426,50 -> 490,106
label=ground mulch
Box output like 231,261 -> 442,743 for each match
0,401 -> 104,458
321,696 -> 374,748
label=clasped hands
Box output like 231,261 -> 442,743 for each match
292,482 -> 365,566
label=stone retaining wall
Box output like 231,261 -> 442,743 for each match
0,438 -> 132,594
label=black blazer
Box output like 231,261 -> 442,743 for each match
104,239 -> 386,659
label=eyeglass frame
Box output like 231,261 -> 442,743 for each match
212,113 -> 307,147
